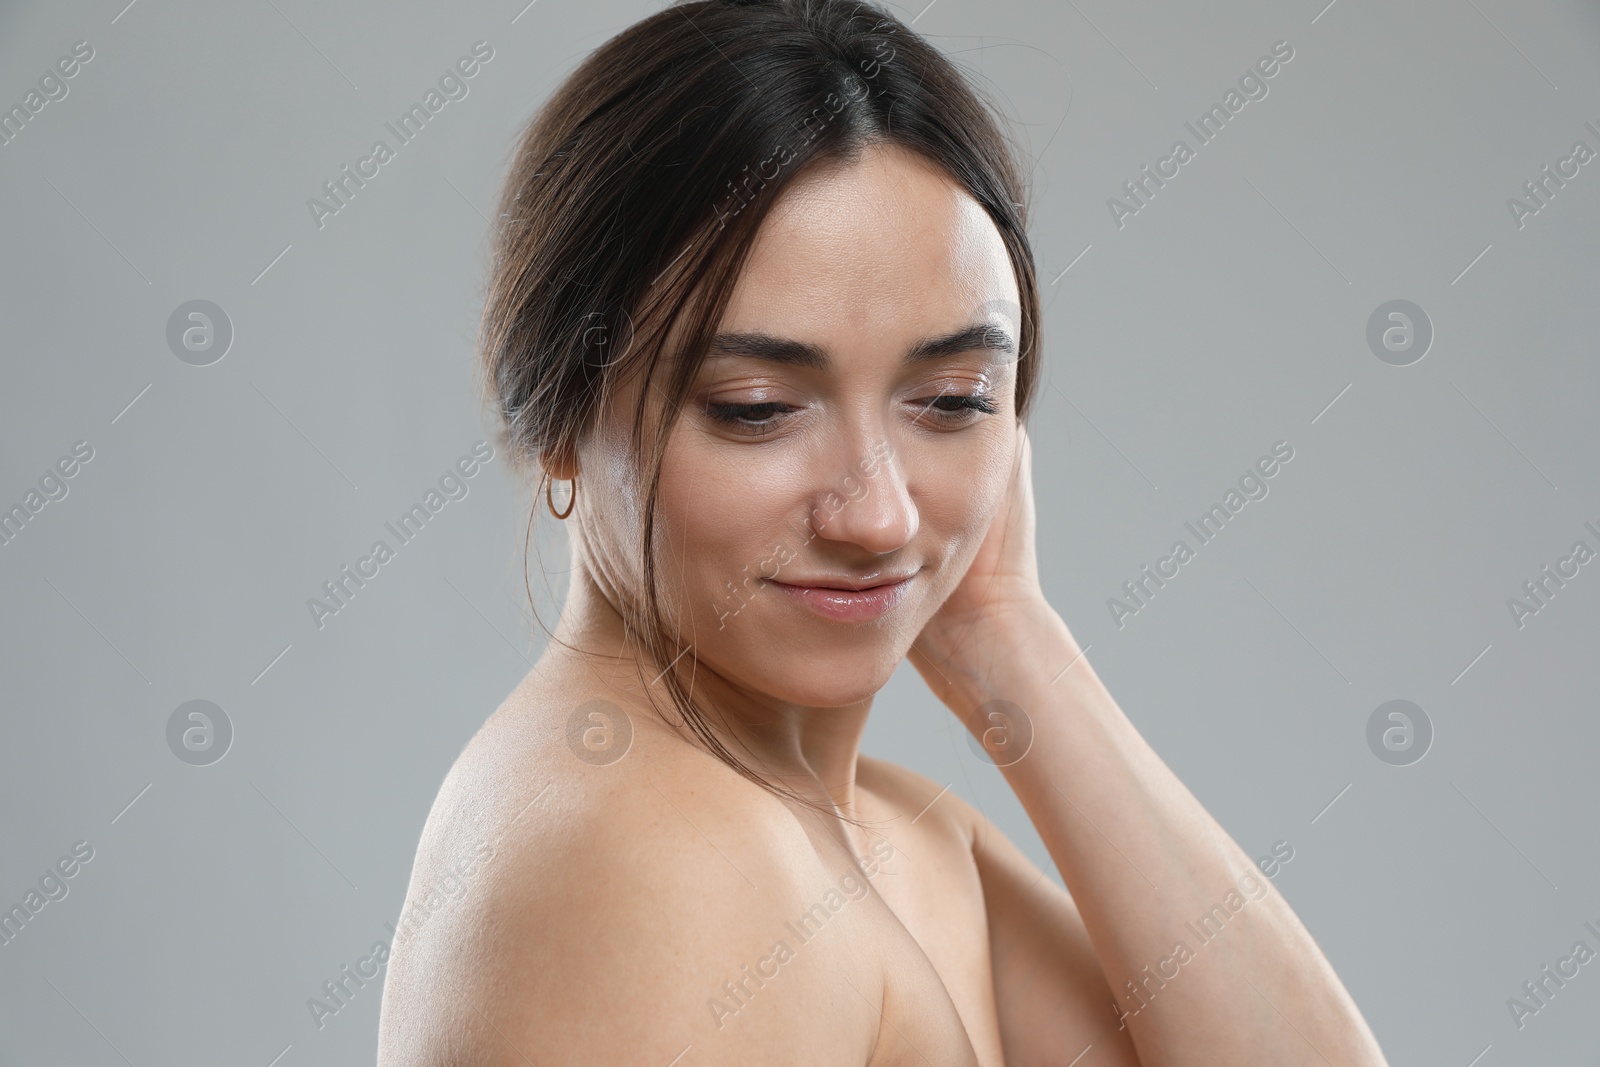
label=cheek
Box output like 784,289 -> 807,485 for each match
652,435 -> 801,620
917,431 -> 1014,565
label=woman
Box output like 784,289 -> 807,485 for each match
377,1 -> 1389,1063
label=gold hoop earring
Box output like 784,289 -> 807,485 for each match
546,475 -> 577,520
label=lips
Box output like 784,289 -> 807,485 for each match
777,572 -> 918,591
764,573 -> 915,622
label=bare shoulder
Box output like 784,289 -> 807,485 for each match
377,688 -> 884,1067
854,753 -> 981,847
854,752 -> 1061,879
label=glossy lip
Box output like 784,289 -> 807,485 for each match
764,573 -> 915,623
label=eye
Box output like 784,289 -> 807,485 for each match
704,400 -> 795,435
703,391 -> 998,437
914,392 -> 999,425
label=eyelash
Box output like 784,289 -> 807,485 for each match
704,394 -> 999,434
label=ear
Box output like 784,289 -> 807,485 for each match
540,443 -> 579,482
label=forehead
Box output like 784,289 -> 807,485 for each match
717,143 -> 1018,344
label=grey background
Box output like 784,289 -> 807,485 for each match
2,0 -> 1597,1062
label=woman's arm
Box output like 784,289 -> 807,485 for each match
909,427 -> 1388,1065
863,755 -> 1144,1065
930,608 -> 1387,1064
965,788 -> 1143,1065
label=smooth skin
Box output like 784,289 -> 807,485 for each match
376,143 -> 1389,1066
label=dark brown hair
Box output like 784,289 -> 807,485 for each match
477,0 -> 1043,809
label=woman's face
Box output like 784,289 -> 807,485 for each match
584,142 -> 1023,709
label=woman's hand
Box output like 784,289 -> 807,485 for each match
908,423 -> 1069,711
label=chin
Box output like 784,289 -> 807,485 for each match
762,675 -> 892,709
721,625 -> 910,708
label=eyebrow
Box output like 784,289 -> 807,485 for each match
704,321 -> 1016,369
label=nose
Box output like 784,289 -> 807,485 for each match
806,439 -> 917,554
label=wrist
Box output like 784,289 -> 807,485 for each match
917,597 -> 1080,719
